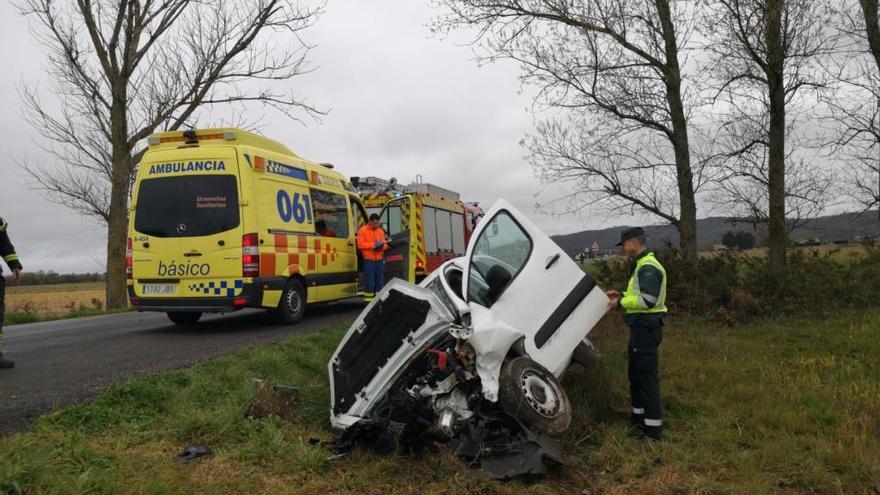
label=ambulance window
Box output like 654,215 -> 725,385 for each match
134,175 -> 239,237
423,207 -> 438,253
451,213 -> 466,253
311,190 -> 349,238
436,209 -> 453,251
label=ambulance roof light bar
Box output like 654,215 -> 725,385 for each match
146,130 -> 237,146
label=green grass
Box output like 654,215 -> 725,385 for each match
4,312 -> 40,325
5,307 -> 132,326
2,312 -> 879,494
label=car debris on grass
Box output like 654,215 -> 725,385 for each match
327,200 -> 608,479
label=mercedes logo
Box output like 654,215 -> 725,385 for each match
176,223 -> 188,234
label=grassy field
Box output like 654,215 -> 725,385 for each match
705,244 -> 869,261
4,282 -> 107,324
1,311 -> 878,494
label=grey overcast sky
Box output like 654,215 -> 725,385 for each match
0,0 -> 650,273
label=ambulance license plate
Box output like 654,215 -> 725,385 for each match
142,284 -> 177,295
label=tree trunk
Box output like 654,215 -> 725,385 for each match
656,0 -> 698,258
860,0 -> 880,67
859,0 -> 880,224
105,92 -> 131,310
765,0 -> 787,270
105,172 -> 130,310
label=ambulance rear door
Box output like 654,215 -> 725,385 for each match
131,147 -> 244,299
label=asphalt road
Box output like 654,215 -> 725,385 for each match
0,302 -> 362,436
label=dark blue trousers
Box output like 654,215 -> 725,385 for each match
363,260 -> 384,293
628,318 -> 663,439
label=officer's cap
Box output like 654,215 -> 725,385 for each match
616,227 -> 645,246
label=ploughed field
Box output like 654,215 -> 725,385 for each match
5,282 -> 107,323
1,310 -> 877,494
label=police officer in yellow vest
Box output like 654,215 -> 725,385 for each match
605,227 -> 667,440
1,217 -> 23,369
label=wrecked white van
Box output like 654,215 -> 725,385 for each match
327,200 -> 608,478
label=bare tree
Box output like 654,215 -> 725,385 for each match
702,0 -> 834,269
17,0 -> 323,309
433,0 -> 704,258
823,0 -> 880,222
713,117 -> 834,232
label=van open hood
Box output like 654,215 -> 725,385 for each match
328,280 -> 458,430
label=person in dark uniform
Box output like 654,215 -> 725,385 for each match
0,217 -> 23,369
605,227 -> 667,440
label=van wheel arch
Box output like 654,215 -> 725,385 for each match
289,273 -> 307,297
506,336 -> 527,360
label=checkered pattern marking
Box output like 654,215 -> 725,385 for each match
260,234 -> 340,277
188,280 -> 245,297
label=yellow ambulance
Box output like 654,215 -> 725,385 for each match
127,128 -> 368,325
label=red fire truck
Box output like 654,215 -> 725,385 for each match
354,176 -> 483,283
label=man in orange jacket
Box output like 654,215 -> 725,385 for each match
357,213 -> 389,302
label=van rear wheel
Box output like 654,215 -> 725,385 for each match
167,311 -> 202,326
275,278 -> 306,324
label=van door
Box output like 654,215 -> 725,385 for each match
379,196 -> 414,283
310,188 -> 358,301
131,148 -> 244,298
461,199 -> 608,375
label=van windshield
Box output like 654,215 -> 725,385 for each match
134,175 -> 240,238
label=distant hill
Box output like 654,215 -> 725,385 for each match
551,211 -> 880,255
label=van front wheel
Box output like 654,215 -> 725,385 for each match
167,311 -> 202,326
498,357 -> 572,434
275,278 -> 306,324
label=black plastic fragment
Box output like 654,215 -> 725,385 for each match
450,417 -> 564,481
176,445 -> 213,464
330,421 -> 397,456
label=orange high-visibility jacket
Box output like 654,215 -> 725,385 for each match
357,225 -> 389,261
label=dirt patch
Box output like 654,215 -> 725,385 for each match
246,379 -> 301,423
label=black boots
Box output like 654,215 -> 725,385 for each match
628,411 -> 662,441
643,424 -> 662,441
